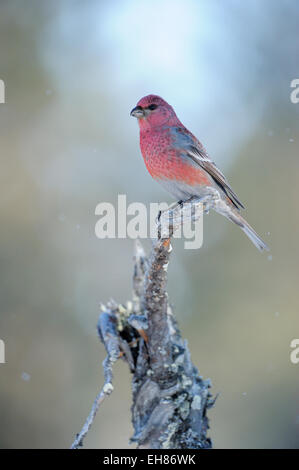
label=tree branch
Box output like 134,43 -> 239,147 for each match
71,198 -> 214,449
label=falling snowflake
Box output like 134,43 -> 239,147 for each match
21,372 -> 31,382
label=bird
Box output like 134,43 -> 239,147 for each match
130,94 -> 269,252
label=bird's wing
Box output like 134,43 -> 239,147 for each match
187,144 -> 245,210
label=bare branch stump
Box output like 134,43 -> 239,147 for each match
71,199 -> 214,449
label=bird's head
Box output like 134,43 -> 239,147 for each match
130,95 -> 178,130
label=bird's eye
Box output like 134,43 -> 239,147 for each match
148,104 -> 158,111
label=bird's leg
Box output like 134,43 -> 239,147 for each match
187,195 -> 216,213
156,198 -> 196,236
156,196 -> 212,239
156,200 -> 181,226
165,200 -> 184,211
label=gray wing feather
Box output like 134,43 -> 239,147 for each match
187,145 -> 245,210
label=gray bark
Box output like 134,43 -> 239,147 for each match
71,199 -> 214,449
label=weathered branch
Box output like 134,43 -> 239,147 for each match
70,308 -> 120,449
71,198 -> 214,449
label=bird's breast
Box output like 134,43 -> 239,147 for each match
140,130 -> 211,186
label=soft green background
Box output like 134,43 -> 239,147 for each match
0,0 -> 298,448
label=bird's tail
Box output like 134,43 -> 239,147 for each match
216,203 -> 269,252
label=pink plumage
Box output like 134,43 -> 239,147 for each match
131,94 -> 269,252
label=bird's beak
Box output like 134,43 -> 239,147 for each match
130,106 -> 145,118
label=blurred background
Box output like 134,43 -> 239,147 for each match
0,0 -> 299,449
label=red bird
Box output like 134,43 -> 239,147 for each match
131,94 -> 269,251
